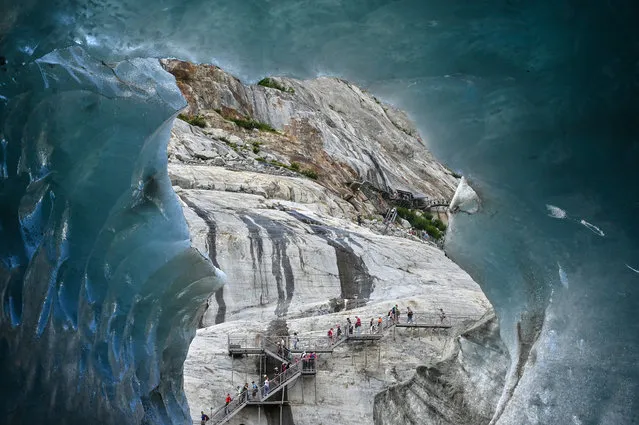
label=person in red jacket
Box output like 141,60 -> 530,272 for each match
224,394 -> 232,414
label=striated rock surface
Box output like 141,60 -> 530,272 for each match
165,62 -> 505,425
162,59 -> 460,213
374,313 -> 509,425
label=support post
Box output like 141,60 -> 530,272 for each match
231,354 -> 234,387
301,376 -> 305,403
364,346 -> 368,369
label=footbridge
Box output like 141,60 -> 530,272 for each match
198,310 -> 482,425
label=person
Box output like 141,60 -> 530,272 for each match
327,327 -> 334,345
357,214 -> 362,226
395,305 -> 401,323
336,324 -> 342,339
355,316 -> 361,335
369,318 -> 375,333
346,317 -> 353,335
439,308 -> 446,323
201,411 -> 210,424
407,307 -> 414,324
242,383 -> 249,402
224,394 -> 232,414
309,352 -> 316,371
251,381 -> 258,400
263,376 -> 270,397
281,362 -> 287,373
293,332 -> 299,350
391,305 -> 397,322
377,316 -> 383,332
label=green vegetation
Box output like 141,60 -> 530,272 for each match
252,141 -> 262,154
433,218 -> 447,232
300,169 -> 318,179
217,136 -> 238,151
258,77 -> 295,94
451,171 -> 462,179
230,117 -> 277,132
269,160 -> 289,168
257,158 -> 317,179
177,113 -> 206,128
396,207 -> 446,240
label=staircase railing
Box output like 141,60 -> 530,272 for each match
205,360 -> 303,425
398,311 -> 483,327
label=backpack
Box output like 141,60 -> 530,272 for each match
328,329 -> 333,337
203,415 -> 209,421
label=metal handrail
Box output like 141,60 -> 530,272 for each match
204,361 -> 303,424
217,311 -> 484,423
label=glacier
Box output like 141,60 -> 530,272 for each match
1,1 -> 638,424
0,47 -> 221,424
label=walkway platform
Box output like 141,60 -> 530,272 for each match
395,324 -> 451,329
287,347 -> 334,354
211,311 -> 484,425
228,346 -> 264,355
347,334 -> 383,341
246,400 -> 291,406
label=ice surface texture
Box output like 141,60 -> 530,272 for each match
1,1 -> 638,424
0,47 -> 220,424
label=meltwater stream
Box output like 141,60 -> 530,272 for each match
1,1 -> 638,424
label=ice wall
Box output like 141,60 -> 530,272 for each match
1,1 -> 638,424
0,47 -> 220,424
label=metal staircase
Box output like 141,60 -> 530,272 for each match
206,361 -> 303,425
206,310 -> 483,424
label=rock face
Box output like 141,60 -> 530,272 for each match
374,313 -> 509,425
165,61 -> 505,425
162,59 -> 459,213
